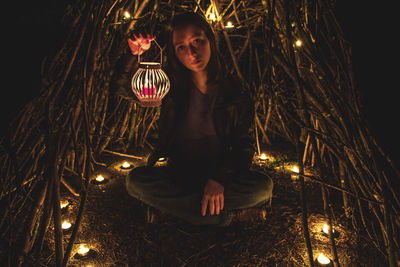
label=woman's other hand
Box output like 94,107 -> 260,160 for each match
128,33 -> 155,55
202,179 -> 224,216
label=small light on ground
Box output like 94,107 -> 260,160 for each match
155,157 -> 168,167
291,165 -> 300,179
120,161 -> 133,170
60,200 -> 70,209
315,253 -> 333,266
123,11 -> 131,19
225,21 -> 234,28
74,244 -> 98,260
62,220 -> 72,230
96,175 -> 104,182
78,244 -> 90,256
259,153 -> 268,160
322,223 -> 339,238
91,174 -> 109,185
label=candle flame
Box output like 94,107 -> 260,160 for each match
122,162 -> 131,168
292,166 -> 299,173
78,244 -> 90,255
317,254 -> 331,264
295,39 -> 302,47
209,13 -> 216,21
62,220 -> 72,230
323,223 -> 335,234
123,11 -> 131,19
95,175 -> 105,182
60,200 -> 69,209
225,21 -> 234,28
259,153 -> 268,160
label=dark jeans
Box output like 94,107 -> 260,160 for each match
126,166 -> 273,225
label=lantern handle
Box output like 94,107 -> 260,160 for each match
137,39 -> 163,65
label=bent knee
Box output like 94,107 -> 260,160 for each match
253,173 -> 274,202
125,166 -> 152,197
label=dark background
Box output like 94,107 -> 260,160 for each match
4,2 -> 399,165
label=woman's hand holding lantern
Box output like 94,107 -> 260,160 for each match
128,33 -> 155,55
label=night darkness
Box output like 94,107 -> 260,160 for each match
4,1 -> 399,165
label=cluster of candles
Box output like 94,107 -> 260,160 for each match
257,153 -> 339,265
59,200 -> 95,259
256,153 -> 299,179
63,155 -> 338,263
58,160 -> 136,261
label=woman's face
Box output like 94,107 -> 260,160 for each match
172,24 -> 211,73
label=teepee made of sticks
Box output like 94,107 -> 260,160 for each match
1,0 -> 399,266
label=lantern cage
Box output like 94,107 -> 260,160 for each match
131,40 -> 170,107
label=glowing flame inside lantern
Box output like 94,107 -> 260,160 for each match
131,40 -> 170,107
78,244 -> 90,256
317,254 -> 331,265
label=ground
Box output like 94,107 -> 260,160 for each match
41,144 -> 385,266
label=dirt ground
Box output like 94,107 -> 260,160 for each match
42,145 -> 385,266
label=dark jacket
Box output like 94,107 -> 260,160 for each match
111,53 -> 255,186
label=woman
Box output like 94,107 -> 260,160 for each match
112,12 -> 273,226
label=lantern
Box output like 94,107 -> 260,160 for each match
131,40 -> 170,107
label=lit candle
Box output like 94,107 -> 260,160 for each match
291,165 -> 300,179
120,161 -> 133,170
259,153 -> 268,161
316,254 -> 331,265
91,174 -> 108,185
62,220 -> 72,230
209,13 -> 216,22
322,223 -> 339,238
155,157 -> 168,167
123,11 -> 131,19
60,200 -> 69,209
225,21 -> 234,29
295,39 -> 302,47
95,175 -> 105,182
77,244 -> 90,256
323,224 -> 332,234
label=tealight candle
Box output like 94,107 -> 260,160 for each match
315,254 -> 332,266
91,174 -> 109,185
259,153 -> 268,161
96,175 -> 104,182
155,157 -> 168,167
77,244 -> 90,256
62,220 -> 72,230
60,200 -> 70,209
225,21 -> 234,29
123,11 -> 131,19
74,243 -> 97,260
291,165 -> 300,179
120,161 -> 133,170
322,223 -> 339,238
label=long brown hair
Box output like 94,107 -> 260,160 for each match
166,12 -> 226,97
